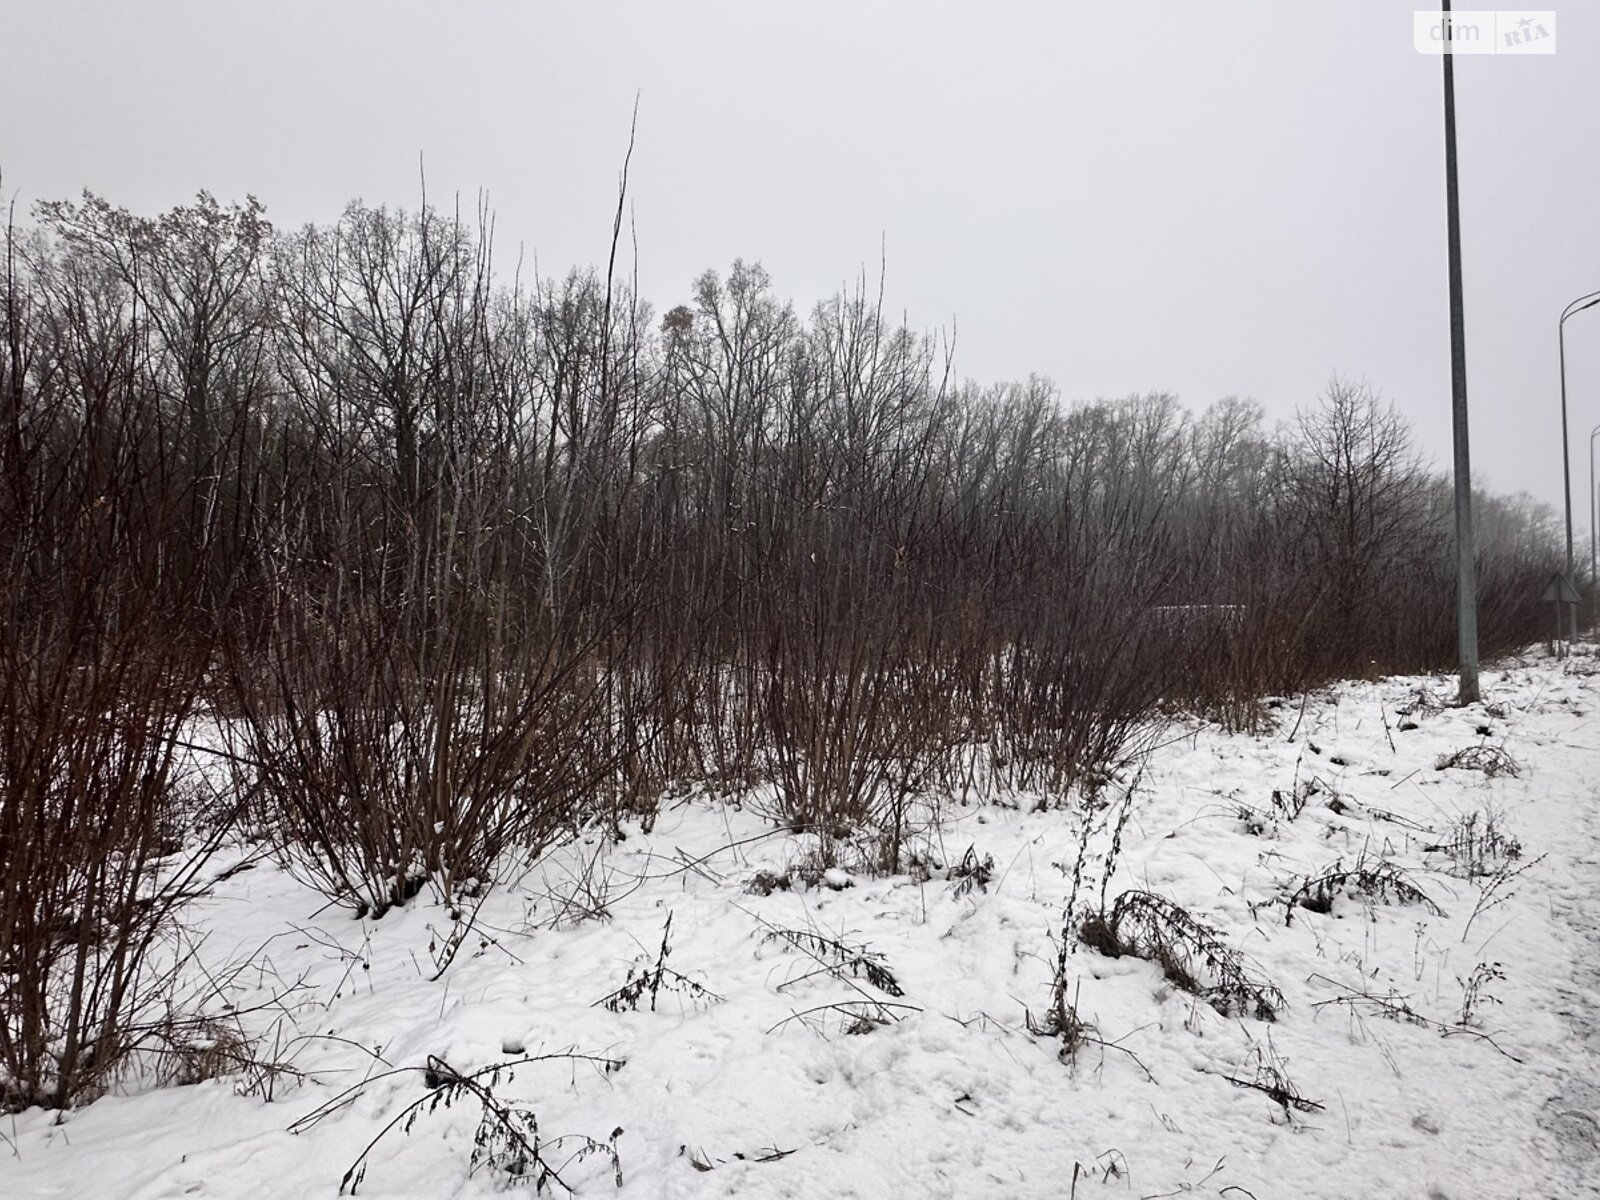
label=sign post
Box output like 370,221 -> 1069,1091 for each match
1542,572 -> 1582,652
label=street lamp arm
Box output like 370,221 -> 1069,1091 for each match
1562,290 -> 1600,325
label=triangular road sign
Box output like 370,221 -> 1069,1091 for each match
1541,573 -> 1581,604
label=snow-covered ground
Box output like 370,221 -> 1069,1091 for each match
7,651 -> 1600,1199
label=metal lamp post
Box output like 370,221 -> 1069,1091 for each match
1442,0 -> 1480,703
1591,421 -> 1600,634
1559,289 -> 1600,642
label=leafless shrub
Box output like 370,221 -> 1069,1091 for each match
1025,976 -> 1097,1062
767,998 -> 920,1036
227,599 -> 620,919
526,837 -> 636,930
1424,809 -> 1523,879
1238,761 -> 1331,837
1221,1034 -> 1322,1115
1028,951 -> 1153,1079
594,914 -> 722,1014
1456,961 -> 1505,1028
759,622 -> 944,871
1075,909 -> 1121,958
1078,890 -> 1284,1020
79,931 -> 320,1101
230,1017 -> 315,1103
1237,803 -> 1272,837
691,659 -> 770,801
1460,851 -> 1545,942
1059,810 -> 1098,942
1097,779 -> 1137,908
745,869 -> 796,897
1397,686 -> 1448,719
1045,774 -> 1139,1078
948,845 -> 995,898
1309,975 -> 1523,1061
1366,806 -> 1435,834
1433,745 -> 1521,778
289,1052 -> 626,1196
0,672 -> 232,1111
760,926 -> 905,998
1058,772 -> 1140,951
1275,782 -> 1311,822
1284,853 -> 1442,923
121,1001 -> 306,1098
1270,757 -> 1325,823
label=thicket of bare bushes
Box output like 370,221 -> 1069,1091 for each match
0,193 -> 239,1108
0,188 -> 1564,1106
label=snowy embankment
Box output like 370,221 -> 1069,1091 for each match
7,652 -> 1600,1199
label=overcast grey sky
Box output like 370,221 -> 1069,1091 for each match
4,1 -> 1599,524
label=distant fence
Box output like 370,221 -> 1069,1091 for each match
1144,604 -> 1247,634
